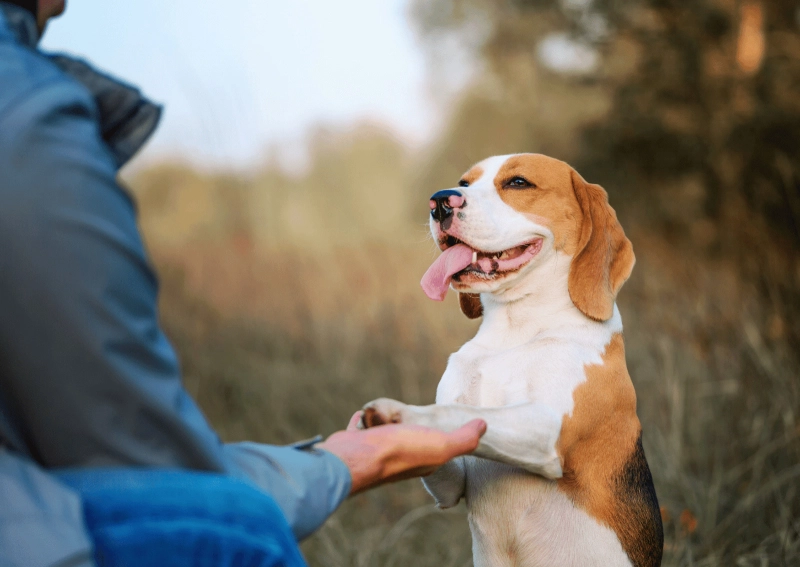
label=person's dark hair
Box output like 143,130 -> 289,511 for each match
4,0 -> 36,17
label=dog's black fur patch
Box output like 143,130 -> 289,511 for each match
614,433 -> 664,567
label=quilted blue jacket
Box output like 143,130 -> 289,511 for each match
0,5 -> 350,566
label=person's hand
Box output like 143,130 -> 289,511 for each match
317,411 -> 486,494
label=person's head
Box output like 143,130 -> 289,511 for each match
39,0 -> 65,31
5,0 -> 65,31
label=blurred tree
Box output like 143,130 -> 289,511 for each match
410,2 -> 800,564
411,0 -> 800,348
132,123 -> 411,251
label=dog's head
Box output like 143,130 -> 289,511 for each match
421,153 -> 634,321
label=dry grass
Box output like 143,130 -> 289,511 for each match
147,224 -> 799,566
127,106 -> 799,566
121,0 -> 800,561
153,243 -> 479,567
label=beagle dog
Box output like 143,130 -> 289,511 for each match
361,154 -> 663,567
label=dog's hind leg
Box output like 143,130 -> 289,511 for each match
422,457 -> 466,508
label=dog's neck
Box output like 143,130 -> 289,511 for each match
473,251 -> 616,349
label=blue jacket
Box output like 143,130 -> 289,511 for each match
0,5 -> 351,565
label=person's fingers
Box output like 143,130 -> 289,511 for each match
441,419 -> 486,459
347,411 -> 363,431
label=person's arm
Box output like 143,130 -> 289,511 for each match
222,442 -> 353,540
0,71 -> 486,541
0,74 -> 359,538
3,48 -> 364,541
0,76 -> 231,472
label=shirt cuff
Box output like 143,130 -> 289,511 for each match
222,442 -> 351,540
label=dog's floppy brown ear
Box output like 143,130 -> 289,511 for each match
568,169 -> 635,321
459,293 -> 483,319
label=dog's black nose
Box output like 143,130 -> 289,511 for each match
429,189 -> 465,223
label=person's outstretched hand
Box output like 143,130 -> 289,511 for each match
318,411 -> 486,494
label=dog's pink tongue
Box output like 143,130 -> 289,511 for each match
421,243 -> 474,301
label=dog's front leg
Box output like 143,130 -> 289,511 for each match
359,401 -> 468,506
362,398 -> 563,479
421,457 -> 466,508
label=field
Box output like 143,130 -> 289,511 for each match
127,3 -> 800,562
131,149 -> 800,566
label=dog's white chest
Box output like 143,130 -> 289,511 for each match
436,337 -> 599,413
463,459 -> 632,567
432,310 -> 632,567
436,345 -> 517,407
437,304 -> 623,408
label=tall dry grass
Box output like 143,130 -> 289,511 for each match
153,242 -> 479,567
128,118 -> 799,566
138,220 -> 798,565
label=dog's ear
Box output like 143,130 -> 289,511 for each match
568,169 -> 635,322
459,292 -> 483,319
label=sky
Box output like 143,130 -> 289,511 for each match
41,0 -> 434,170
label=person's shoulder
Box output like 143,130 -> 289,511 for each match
0,40 -> 100,173
0,38 -> 62,101
0,39 -> 92,128
0,41 -> 105,202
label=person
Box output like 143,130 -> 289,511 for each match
0,2 -> 487,566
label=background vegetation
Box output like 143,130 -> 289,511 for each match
129,1 -> 800,564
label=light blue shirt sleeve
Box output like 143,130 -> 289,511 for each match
0,46 -> 350,541
0,449 -> 95,567
224,444 -> 351,540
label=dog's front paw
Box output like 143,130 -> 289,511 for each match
361,398 -> 410,428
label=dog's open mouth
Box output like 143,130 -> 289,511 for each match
421,237 -> 544,301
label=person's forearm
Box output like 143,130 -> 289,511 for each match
317,412 -> 486,494
223,442 -> 351,540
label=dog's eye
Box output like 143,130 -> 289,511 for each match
458,179 -> 469,187
504,176 -> 534,189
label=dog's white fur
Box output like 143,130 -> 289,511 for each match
364,155 -> 637,566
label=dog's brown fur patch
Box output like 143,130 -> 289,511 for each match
460,165 -> 484,186
459,292 -> 483,319
491,154 -> 584,256
557,334 -> 663,567
486,154 -> 633,322
362,406 -> 401,428
568,170 -> 635,322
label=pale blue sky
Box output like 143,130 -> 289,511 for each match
41,0 -> 433,170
